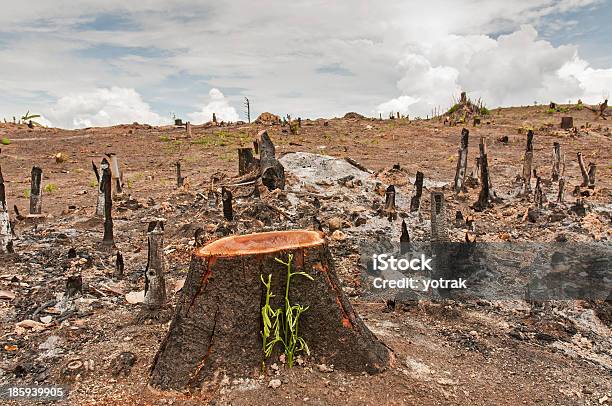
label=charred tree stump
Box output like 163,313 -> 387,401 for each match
29,166 -> 43,215
143,220 -> 167,310
410,171 -> 424,212
560,116 -> 574,129
66,275 -> 82,297
534,177 -> 544,208
384,185 -> 397,221
473,137 -> 493,211
92,161 -> 105,217
175,162 -> 185,188
430,192 -> 449,242
149,230 -> 392,391
577,152 -> 590,187
557,178 -> 565,203
238,147 -> 257,176
221,187 -> 233,221
400,220 -> 410,254
521,130 -> 534,194
453,128 -> 469,193
551,142 -> 561,182
106,153 -> 123,195
186,122 -> 192,138
587,163 -> 596,189
101,159 -> 114,246
0,166 -> 14,253
258,131 -> 285,191
115,251 -> 124,279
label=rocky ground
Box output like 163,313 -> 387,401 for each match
0,104 -> 611,405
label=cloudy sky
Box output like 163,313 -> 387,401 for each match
1,0 -> 611,128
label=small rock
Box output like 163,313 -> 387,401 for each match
317,364 -> 334,373
268,379 -> 282,389
331,230 -> 346,241
328,217 -> 344,232
110,351 -> 137,377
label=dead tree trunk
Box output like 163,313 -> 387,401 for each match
106,153 -> 123,195
0,166 -> 13,253
534,177 -> 544,208
410,171 -> 424,212
577,152 -> 589,187
522,130 -> 534,194
453,128 -> 469,193
551,142 -> 561,182
587,163 -> 596,189
258,131 -> 285,191
473,137 -> 492,211
175,162 -> 185,188
560,116 -> 573,129
384,185 -> 397,221
101,159 -> 114,246
29,166 -> 43,214
144,220 -> 167,309
430,192 -> 449,242
93,161 -> 105,217
557,178 -> 565,203
222,187 -> 233,221
238,147 -> 257,176
400,220 -> 410,254
115,251 -> 124,278
149,230 -> 392,391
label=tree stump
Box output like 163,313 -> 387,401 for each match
0,166 -> 13,253
551,142 -> 561,182
453,128 -> 469,193
577,152 -> 590,187
101,159 -> 114,246
258,131 -> 285,191
522,130 -> 534,194
237,147 -> 258,176
29,166 -> 43,215
149,230 -> 392,391
560,116 -> 573,129
410,171 -> 424,212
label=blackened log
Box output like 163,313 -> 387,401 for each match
258,131 -> 285,190
453,128 -> 469,193
144,220 -> 167,309
522,130 -> 534,194
0,166 -> 13,253
400,220 -> 410,254
29,166 -> 43,214
577,152 -> 589,187
101,159 -> 114,246
238,147 -> 257,176
410,171 -> 424,212
384,185 -> 397,221
115,251 -> 124,278
222,187 -> 233,221
551,142 -> 561,182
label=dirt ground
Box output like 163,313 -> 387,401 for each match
0,104 -> 610,405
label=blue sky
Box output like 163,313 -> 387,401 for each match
0,0 -> 611,128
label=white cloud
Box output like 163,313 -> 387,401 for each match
45,87 -> 167,129
187,88 -> 239,123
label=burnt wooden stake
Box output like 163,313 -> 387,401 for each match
144,220 -> 167,309
92,161 -> 105,217
473,137 -> 492,211
410,171 -> 424,212
186,121 -> 192,138
101,159 -> 114,245
384,185 -> 397,221
115,251 -> 124,278
194,228 -> 206,248
587,162 -> 596,188
175,162 -> 185,188
237,147 -> 257,176
551,142 -> 561,182
557,178 -> 565,203
453,128 -> 469,193
534,177 -> 544,208
258,131 -> 285,190
0,166 -> 13,253
577,152 -> 590,187
430,191 -> 449,242
106,153 -> 123,195
522,130 -> 534,194
66,275 -> 83,297
222,187 -> 233,221
400,219 -> 410,254
29,166 -> 43,214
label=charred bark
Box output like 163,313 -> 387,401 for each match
238,147 -> 257,176
551,142 -> 561,182
430,192 -> 449,242
93,161 -> 105,217
557,178 -> 565,203
522,130 -> 534,194
384,185 -> 397,221
29,166 -> 43,214
560,116 -> 573,129
175,162 -> 185,188
473,137 -> 492,211
144,220 -> 167,309
400,220 -> 410,254
0,166 -> 14,253
258,131 -> 285,191
101,159 -> 114,246
115,251 -> 124,279
410,171 -> 424,212
453,128 -> 469,193
222,187 -> 233,221
534,177 -> 544,208
149,230 -> 392,391
587,162 -> 596,189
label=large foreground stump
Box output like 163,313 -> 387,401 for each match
149,230 -> 392,391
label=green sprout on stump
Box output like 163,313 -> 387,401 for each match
260,253 -> 314,369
